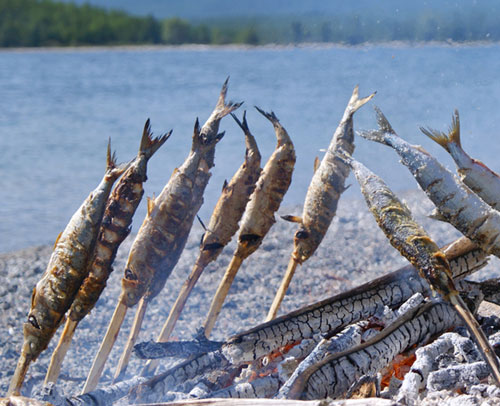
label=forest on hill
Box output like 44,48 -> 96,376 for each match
1,0 -> 499,47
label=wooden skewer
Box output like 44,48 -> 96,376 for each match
82,295 -> 128,394
265,257 -> 299,321
113,296 -> 149,382
44,319 -> 78,385
202,255 -> 245,338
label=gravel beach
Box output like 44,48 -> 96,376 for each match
2,189 -> 500,403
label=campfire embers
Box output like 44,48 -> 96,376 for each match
121,255 -> 498,404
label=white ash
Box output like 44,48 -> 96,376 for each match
1,189 -> 500,403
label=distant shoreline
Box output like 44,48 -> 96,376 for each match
2,40 -> 500,53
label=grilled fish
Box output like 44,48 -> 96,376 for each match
8,142 -> 128,395
421,109 -> 500,211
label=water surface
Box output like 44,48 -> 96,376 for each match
1,44 -> 500,253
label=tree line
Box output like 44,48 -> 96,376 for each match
0,0 -> 499,47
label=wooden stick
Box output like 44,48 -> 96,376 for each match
44,318 -> 78,385
265,257 -> 299,321
82,295 -> 128,393
451,293 -> 500,384
202,255 -> 244,338
113,296 -> 149,383
7,353 -> 31,396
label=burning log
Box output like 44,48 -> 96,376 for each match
222,237 -> 486,365
135,338 -> 223,359
283,299 -> 476,400
128,398 -> 399,406
276,293 -> 424,399
127,239 -> 486,404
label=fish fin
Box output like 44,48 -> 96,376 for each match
147,196 -> 155,216
313,156 -> 320,173
213,77 -> 243,120
105,138 -> 130,179
428,208 -> 447,222
255,106 -> 279,124
197,215 -> 207,231
231,110 -> 250,134
53,231 -> 63,248
357,106 -> 396,145
233,111 -> 261,161
281,215 -> 303,224
255,106 -> 292,146
347,85 -> 376,114
139,118 -> 172,159
420,110 -> 461,153
222,179 -> 228,192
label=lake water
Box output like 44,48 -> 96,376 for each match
1,43 -> 500,253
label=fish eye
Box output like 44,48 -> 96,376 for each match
125,269 -> 137,281
28,315 -> 40,329
295,230 -> 309,239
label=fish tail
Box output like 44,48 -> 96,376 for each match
231,110 -> 260,156
347,85 -> 376,114
139,118 -> 172,160
357,106 -> 397,146
420,110 -> 461,153
106,139 -> 130,179
213,77 -> 243,120
192,118 -> 224,150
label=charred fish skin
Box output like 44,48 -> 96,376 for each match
292,86 -> 375,263
222,239 -> 486,365
235,107 -> 296,258
8,144 -> 128,395
68,120 -> 171,322
421,110 -> 500,211
121,82 -> 242,307
359,107 -> 500,258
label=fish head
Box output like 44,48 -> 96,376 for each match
121,267 -> 144,307
292,228 -> 314,264
22,319 -> 50,361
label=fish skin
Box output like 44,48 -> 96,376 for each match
222,237 -> 486,364
121,81 -> 242,307
68,120 -> 171,322
358,106 -> 500,258
421,109 -> 500,211
235,107 -> 295,258
293,86 -> 375,263
339,153 -> 457,299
